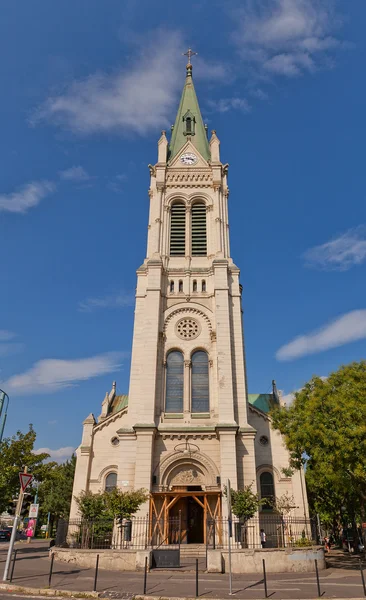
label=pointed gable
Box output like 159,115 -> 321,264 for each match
168,64 -> 210,163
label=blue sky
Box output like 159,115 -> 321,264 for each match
1,0 -> 365,461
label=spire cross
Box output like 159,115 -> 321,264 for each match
183,47 -> 197,65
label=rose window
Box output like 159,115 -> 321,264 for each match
176,318 -> 201,340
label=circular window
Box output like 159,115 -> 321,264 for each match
111,436 -> 119,446
175,318 -> 201,340
259,435 -> 269,446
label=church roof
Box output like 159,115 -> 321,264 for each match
108,394 -> 128,415
248,393 -> 277,414
106,393 -> 277,417
168,64 -> 210,162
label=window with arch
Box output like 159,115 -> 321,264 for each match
105,472 -> 117,493
191,203 -> 207,256
166,351 -> 184,413
170,280 -> 174,293
170,203 -> 186,256
260,472 -> 275,510
202,280 -> 206,292
191,350 -> 209,413
193,280 -> 197,292
179,280 -> 183,293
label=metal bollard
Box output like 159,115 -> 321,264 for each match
9,550 -> 18,583
360,559 -> 366,597
143,556 -> 148,595
196,558 -> 199,597
93,554 -> 99,592
262,559 -> 268,599
315,559 -> 321,597
48,553 -> 55,587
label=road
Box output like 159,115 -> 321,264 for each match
0,541 -> 365,599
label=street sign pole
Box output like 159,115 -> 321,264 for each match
227,479 -> 233,595
3,468 -> 32,582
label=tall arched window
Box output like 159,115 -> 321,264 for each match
170,203 -> 186,256
191,203 -> 207,256
191,351 -> 209,413
170,280 -> 174,293
166,351 -> 184,413
202,280 -> 206,292
179,280 -> 183,293
260,472 -> 275,510
193,280 -> 197,292
105,472 -> 117,493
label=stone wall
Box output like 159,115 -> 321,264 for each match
53,546 -> 324,574
208,547 -> 325,573
52,548 -> 151,572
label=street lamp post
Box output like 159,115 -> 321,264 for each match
0,389 -> 9,443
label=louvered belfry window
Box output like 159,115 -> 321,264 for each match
191,203 -> 207,256
191,351 -> 209,413
170,203 -> 186,256
166,351 -> 184,413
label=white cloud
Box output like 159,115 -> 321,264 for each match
281,391 -> 296,406
59,166 -> 91,182
32,32 -> 185,136
78,291 -> 134,312
276,310 -> 366,361
0,331 -> 24,357
0,343 -> 24,357
1,352 -> 125,396
208,97 -> 251,113
0,181 -> 55,214
303,226 -> 366,271
194,57 -> 228,82
0,331 -> 16,342
233,0 -> 343,78
34,446 -> 75,463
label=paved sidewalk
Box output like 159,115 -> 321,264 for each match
0,541 -> 365,599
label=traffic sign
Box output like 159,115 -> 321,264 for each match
19,472 -> 33,492
29,503 -> 39,518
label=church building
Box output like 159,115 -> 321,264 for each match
70,56 -> 308,543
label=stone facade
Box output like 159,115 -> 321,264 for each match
69,63 -> 308,529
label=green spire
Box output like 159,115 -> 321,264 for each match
168,63 -> 210,162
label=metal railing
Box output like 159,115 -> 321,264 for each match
55,517 -> 181,550
55,514 -> 318,551
206,515 -> 318,550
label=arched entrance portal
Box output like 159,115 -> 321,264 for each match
150,454 -> 222,545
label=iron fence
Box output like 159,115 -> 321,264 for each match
55,514 -> 318,551
206,515 -> 318,550
55,517 -> 181,550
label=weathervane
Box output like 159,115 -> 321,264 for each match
183,47 -> 197,65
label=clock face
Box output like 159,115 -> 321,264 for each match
180,152 -> 197,165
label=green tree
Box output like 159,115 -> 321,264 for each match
271,361 -> 366,524
75,491 -> 107,521
75,488 -> 149,523
0,425 -> 54,513
270,492 -> 296,516
104,488 -> 148,524
224,484 -> 263,521
37,455 -> 76,522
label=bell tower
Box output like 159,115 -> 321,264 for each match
69,52 -> 308,532
126,54 -> 255,502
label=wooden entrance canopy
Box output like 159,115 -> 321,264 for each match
150,491 -> 221,545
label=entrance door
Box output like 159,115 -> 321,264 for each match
187,496 -> 204,543
169,497 -> 188,543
